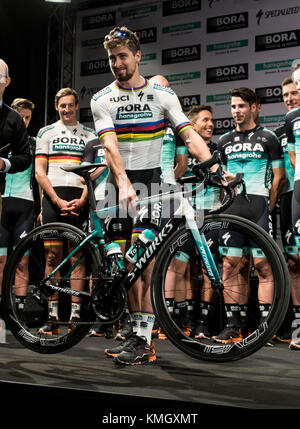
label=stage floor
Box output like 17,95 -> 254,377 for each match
0,328 -> 299,424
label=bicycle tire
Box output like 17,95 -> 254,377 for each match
151,214 -> 290,362
2,223 -> 100,354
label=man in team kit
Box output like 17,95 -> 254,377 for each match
0,98 -> 40,315
90,26 -> 216,365
216,87 -> 285,343
273,77 -> 300,345
35,87 -> 97,334
286,61 -> 300,350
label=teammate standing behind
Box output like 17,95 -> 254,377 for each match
216,87 -> 285,343
35,87 -> 97,334
273,77 -> 300,344
91,26 -> 216,365
286,60 -> 300,350
0,98 -> 40,314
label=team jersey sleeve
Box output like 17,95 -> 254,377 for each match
265,130 -> 284,169
35,127 -> 50,162
153,84 -> 192,136
285,112 -> 296,152
90,92 -> 116,141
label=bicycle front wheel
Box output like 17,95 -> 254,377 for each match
2,223 -> 100,354
151,214 -> 290,362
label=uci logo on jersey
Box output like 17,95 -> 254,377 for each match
110,96 -> 129,102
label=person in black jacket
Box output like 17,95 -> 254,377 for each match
0,59 -> 31,200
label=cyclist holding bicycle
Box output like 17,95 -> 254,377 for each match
90,26 -> 216,365
216,87 -> 285,343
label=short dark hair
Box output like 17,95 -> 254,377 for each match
281,76 -> 294,87
187,105 -> 213,122
104,26 -> 140,55
229,87 -> 257,106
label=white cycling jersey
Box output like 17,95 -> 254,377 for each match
35,120 -> 97,188
90,78 -> 192,171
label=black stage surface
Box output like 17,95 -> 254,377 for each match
0,328 -> 299,425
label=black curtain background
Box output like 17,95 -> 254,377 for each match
0,0 -> 51,135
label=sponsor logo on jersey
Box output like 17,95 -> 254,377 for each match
213,117 -> 235,135
294,121 -> 300,131
255,86 -> 283,104
256,7 -> 299,25
207,63 -> 248,84
109,95 -> 130,103
162,0 -> 201,17
225,143 -> 265,155
162,44 -> 200,65
82,11 -> 116,31
81,59 -> 110,76
116,104 -> 153,120
134,27 -> 157,44
179,94 -> 201,111
207,12 -> 248,33
255,30 -> 300,52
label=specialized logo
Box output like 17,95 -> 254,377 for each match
162,0 -> 201,17
207,63 -> 248,84
255,86 -> 282,104
81,59 -> 110,76
162,44 -> 200,65
255,30 -> 300,52
207,12 -> 248,33
256,7 -> 299,25
82,11 -> 115,31
134,27 -> 157,44
213,117 -> 235,135
179,94 -> 201,111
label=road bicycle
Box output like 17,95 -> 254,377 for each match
1,152 -> 290,362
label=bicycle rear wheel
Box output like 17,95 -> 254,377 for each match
2,223 -> 100,354
151,214 -> 290,362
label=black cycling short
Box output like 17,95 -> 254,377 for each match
42,186 -> 89,231
219,194 -> 272,258
102,168 -> 162,242
0,197 -> 34,254
292,180 -> 300,248
280,191 -> 297,255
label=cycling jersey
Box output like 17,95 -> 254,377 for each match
286,106 -> 300,183
161,125 -> 186,185
3,136 -> 37,201
90,78 -> 192,171
274,125 -> 295,194
35,120 -> 97,188
82,138 -> 108,201
218,126 -> 284,197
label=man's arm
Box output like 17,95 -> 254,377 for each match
5,111 -> 31,173
289,150 -> 296,170
174,154 -> 187,179
35,157 -> 72,212
269,167 -> 286,212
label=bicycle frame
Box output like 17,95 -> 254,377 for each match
44,181 -> 222,300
